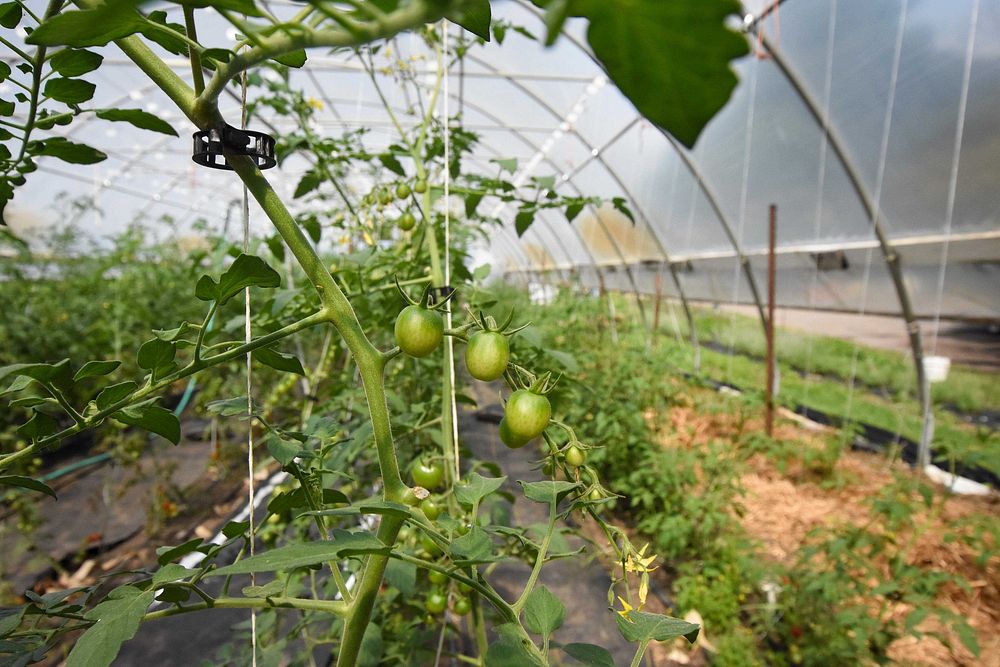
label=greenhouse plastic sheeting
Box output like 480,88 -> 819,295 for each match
2,0 -> 998,321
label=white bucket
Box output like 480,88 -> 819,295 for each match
923,355 -> 951,383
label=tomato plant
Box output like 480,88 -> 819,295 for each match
0,0 -> 753,665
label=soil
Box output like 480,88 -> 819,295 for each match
659,395 -> 1000,667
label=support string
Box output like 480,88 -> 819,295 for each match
442,21 -> 460,482
240,60 -> 258,667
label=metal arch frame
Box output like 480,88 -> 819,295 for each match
510,0 -> 771,336
464,54 -> 702,354
750,29 -> 931,465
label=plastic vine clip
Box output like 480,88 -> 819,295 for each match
192,123 -> 276,170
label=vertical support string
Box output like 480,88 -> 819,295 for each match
240,62 -> 257,667
442,21 -> 460,483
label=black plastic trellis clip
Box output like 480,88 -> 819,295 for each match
192,123 -> 276,170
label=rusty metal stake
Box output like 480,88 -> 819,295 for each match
766,204 -> 777,438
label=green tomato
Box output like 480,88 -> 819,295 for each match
425,592 -> 447,614
499,417 -> 531,449
396,182 -> 411,199
420,534 -> 441,555
565,444 -> 586,468
398,211 -> 416,231
588,488 -> 604,502
412,459 -> 444,490
378,189 -> 393,205
504,389 -> 551,441
420,497 -> 442,520
465,331 -> 510,381
414,179 -> 428,194
395,305 -> 443,357
452,596 -> 471,615
428,569 -> 448,585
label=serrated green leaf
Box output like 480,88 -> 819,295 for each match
152,563 -> 195,585
565,201 -> 585,222
50,49 -> 103,77
96,108 -> 177,136
384,559 -> 416,596
242,579 -> 284,598
293,171 -> 320,199
518,480 -> 580,504
113,405 -> 180,444
446,0 -> 491,41
0,2 -> 22,30
0,359 -> 72,387
66,585 -> 155,667
206,532 -> 388,577
575,0 -> 748,148
377,153 -> 405,176
174,0 -> 265,17
485,624 -> 545,666
136,338 -> 175,372
96,381 -> 137,410
614,610 -> 699,644
0,606 -> 25,638
156,538 -> 203,566
515,208 -> 535,237
211,254 -> 281,306
454,472 -> 506,506
43,77 -> 96,104
74,360 -> 120,381
492,157 -> 518,174
27,6 -> 145,47
16,411 -> 59,440
523,585 -> 564,640
254,346 -> 305,376
222,520 -> 250,538
266,434 -> 303,466
562,642 -> 615,667
449,525 -> 494,563
0,475 -> 56,499
29,137 -> 106,164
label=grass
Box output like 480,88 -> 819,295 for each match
604,292 -> 999,479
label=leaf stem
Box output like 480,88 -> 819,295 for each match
143,594 -> 349,622
182,6 -> 206,96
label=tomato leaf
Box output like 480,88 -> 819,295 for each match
26,6 -> 145,47
206,532 -> 389,577
0,359 -> 73,387
614,609 -> 700,644
136,338 -> 176,372
50,49 -> 103,77
74,360 -> 120,381
66,585 -> 155,667
454,472 -> 506,506
572,0 -> 748,148
95,109 -> 177,136
198,253 -> 281,306
156,538 -> 204,566
0,475 -> 57,499
519,480 -> 580,504
43,77 -> 96,104
173,0 -> 265,18
28,137 -> 106,164
523,585 -> 565,640
16,411 -> 59,440
446,0 -> 491,41
448,525 -> 495,564
384,559 -> 416,596
514,207 -> 535,237
113,405 -> 180,445
377,153 -> 405,176
485,624 -> 545,666
95,381 -> 137,410
254,346 -> 305,376
561,642 -> 615,667
0,2 -> 22,30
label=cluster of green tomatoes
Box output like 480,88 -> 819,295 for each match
359,179 -> 429,232
393,283 -> 555,448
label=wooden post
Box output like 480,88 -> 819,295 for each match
652,268 -> 663,344
766,204 -> 777,437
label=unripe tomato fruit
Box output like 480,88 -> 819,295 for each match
565,444 -> 586,468
395,306 -> 443,357
499,417 -> 531,449
398,212 -> 416,231
414,179 -> 428,194
588,488 -> 603,501
412,459 -> 444,490
465,331 -> 509,381
421,497 -> 442,520
396,183 -> 411,199
504,389 -> 551,441
428,569 -> 447,584
426,592 -> 447,614
452,596 -> 471,615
